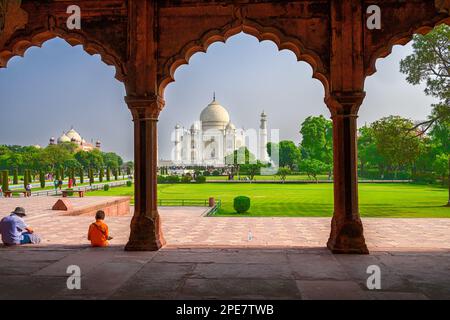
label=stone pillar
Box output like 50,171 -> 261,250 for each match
125,95 -> 166,251
326,92 -> 369,254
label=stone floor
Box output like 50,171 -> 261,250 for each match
0,197 -> 449,300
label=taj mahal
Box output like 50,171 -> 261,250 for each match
172,95 -> 269,166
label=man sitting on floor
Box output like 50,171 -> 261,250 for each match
0,207 -> 41,246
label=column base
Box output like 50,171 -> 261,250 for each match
125,213 -> 166,251
327,215 -> 369,254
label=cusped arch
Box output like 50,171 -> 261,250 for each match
0,28 -> 127,81
158,20 -> 330,98
366,16 -> 450,77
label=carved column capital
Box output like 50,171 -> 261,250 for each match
325,91 -> 366,118
125,95 -> 165,121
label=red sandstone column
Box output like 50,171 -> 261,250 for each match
125,95 -> 166,251
326,92 -> 369,254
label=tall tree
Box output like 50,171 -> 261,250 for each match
400,24 -> 450,204
372,116 -> 422,178
300,115 -> 333,164
267,141 -> 301,170
358,125 -> 385,178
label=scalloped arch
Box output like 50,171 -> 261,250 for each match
0,28 -> 126,81
366,16 -> 450,77
158,20 -> 330,98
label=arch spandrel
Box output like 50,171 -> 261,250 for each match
0,0 -> 128,81
157,1 -> 331,98
364,0 -> 450,77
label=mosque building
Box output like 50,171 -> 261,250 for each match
172,95 -> 269,166
49,127 -> 101,152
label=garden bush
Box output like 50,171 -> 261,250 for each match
195,175 -> 206,183
126,180 -> 133,187
66,189 -> 74,197
233,196 -> 251,213
203,171 -> 210,176
103,184 -> 110,191
212,170 -> 221,176
181,175 -> 192,183
166,175 -> 180,183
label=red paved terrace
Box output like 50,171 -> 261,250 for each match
0,197 -> 449,299
1,0 -> 449,254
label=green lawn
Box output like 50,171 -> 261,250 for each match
205,174 -> 330,181
87,183 -> 450,218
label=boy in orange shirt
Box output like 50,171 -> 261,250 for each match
88,210 -> 113,247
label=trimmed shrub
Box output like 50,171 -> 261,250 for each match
23,169 -> 29,189
106,167 -> 111,181
233,196 -> 251,214
103,184 -> 110,191
13,169 -> 19,185
99,168 -> 104,182
1,170 -> 9,192
195,175 -> 206,183
166,175 -> 180,183
181,175 -> 192,183
66,188 -> 74,197
39,171 -> 46,189
157,175 -> 166,184
89,168 -> 94,185
126,180 -> 132,187
79,168 -> 84,184
212,170 -> 221,176
203,170 -> 210,176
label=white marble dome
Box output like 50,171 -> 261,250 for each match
200,99 -> 230,130
66,128 -> 82,143
57,133 -> 71,143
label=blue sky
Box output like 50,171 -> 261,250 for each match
0,33 -> 436,161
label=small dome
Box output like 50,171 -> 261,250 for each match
226,122 -> 236,131
58,133 -> 71,143
175,124 -> 181,129
191,121 -> 201,132
200,98 -> 230,130
66,128 -> 82,142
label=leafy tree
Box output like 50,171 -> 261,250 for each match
225,147 -> 256,178
277,166 -> 292,182
300,115 -> 333,165
267,141 -> 301,169
400,24 -> 450,129
102,152 -> 123,169
433,153 -> 449,185
372,116 -> 422,178
358,125 -> 385,178
299,159 -> 330,182
241,162 -> 264,181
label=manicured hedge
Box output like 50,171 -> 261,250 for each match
233,196 -> 251,213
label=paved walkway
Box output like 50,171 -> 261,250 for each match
0,197 -> 449,299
